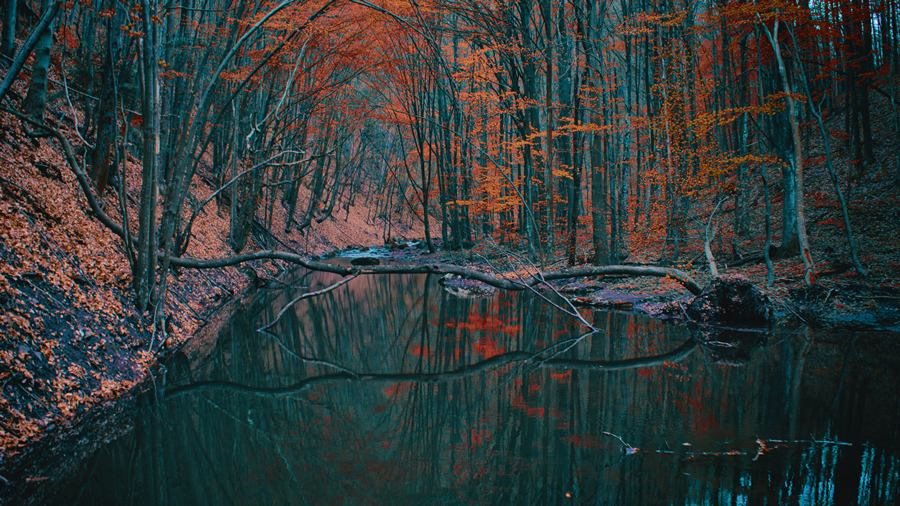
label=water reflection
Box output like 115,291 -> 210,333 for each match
53,269 -> 900,505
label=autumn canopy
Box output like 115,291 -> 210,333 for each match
0,0 -> 889,312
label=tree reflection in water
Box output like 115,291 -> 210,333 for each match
54,270 -> 900,505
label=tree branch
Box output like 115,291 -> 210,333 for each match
0,1 -> 60,105
1,106 -> 126,239
258,273 -> 359,332
168,250 -> 703,295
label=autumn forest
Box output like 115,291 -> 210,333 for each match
1,0 -> 900,502
2,0 -> 895,302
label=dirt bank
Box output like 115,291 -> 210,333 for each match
0,100 -> 430,497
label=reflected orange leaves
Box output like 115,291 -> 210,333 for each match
409,345 -> 430,358
470,429 -> 491,447
383,383 -> 408,398
512,391 -> 545,418
549,370 -> 572,382
472,337 -> 504,359
443,314 -> 521,335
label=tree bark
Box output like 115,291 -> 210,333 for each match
168,249 -> 704,295
21,0 -> 55,120
91,0 -> 123,196
764,20 -> 814,284
1,0 -> 18,63
788,25 -> 865,277
0,0 -> 59,106
135,0 -> 161,310
590,131 -> 609,265
761,169 -> 774,288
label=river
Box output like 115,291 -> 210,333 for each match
48,266 -> 900,504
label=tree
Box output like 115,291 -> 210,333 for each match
21,0 -> 55,120
759,13 -> 814,284
1,0 -> 17,63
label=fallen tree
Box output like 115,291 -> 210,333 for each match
3,108 -> 703,312
169,252 -> 704,295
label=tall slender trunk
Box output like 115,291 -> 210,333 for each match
590,131 -> 608,265
1,0 -> 17,62
91,0 -> 123,197
788,26 -> 865,277
135,0 -> 161,310
22,0 -> 55,120
765,20 -> 814,284
541,0 -> 555,256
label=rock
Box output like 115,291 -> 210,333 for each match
439,274 -> 496,298
558,280 -> 604,296
439,273 -> 461,284
350,257 -> 380,266
686,275 -> 773,326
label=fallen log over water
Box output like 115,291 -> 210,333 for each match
168,250 -> 704,295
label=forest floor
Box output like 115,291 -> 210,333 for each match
0,82 -> 431,492
2,76 -> 900,498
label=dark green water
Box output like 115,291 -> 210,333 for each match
51,268 -> 900,505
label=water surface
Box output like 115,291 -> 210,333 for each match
53,268 -> 900,504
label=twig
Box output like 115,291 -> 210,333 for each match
603,431 -> 638,454
524,330 -> 598,373
58,11 -> 93,149
677,300 -> 691,320
257,328 -> 360,377
258,272 -> 358,332
169,287 -> 204,321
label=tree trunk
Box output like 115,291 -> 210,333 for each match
91,0 -> 123,197
134,0 -> 161,310
761,170 -> 774,288
590,131 -> 609,265
858,0 -> 875,167
1,0 -> 17,63
788,25 -> 866,277
0,0 -> 59,105
22,0 -> 55,120
78,5 -> 96,137
766,20 -> 814,284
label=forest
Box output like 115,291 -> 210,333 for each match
1,0 -> 895,297
1,0 -> 899,502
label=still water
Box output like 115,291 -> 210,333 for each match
53,267 -> 900,504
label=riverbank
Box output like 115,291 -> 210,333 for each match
0,100 -> 430,498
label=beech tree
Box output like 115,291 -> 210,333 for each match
3,0 -> 894,314
1,0 -> 17,63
